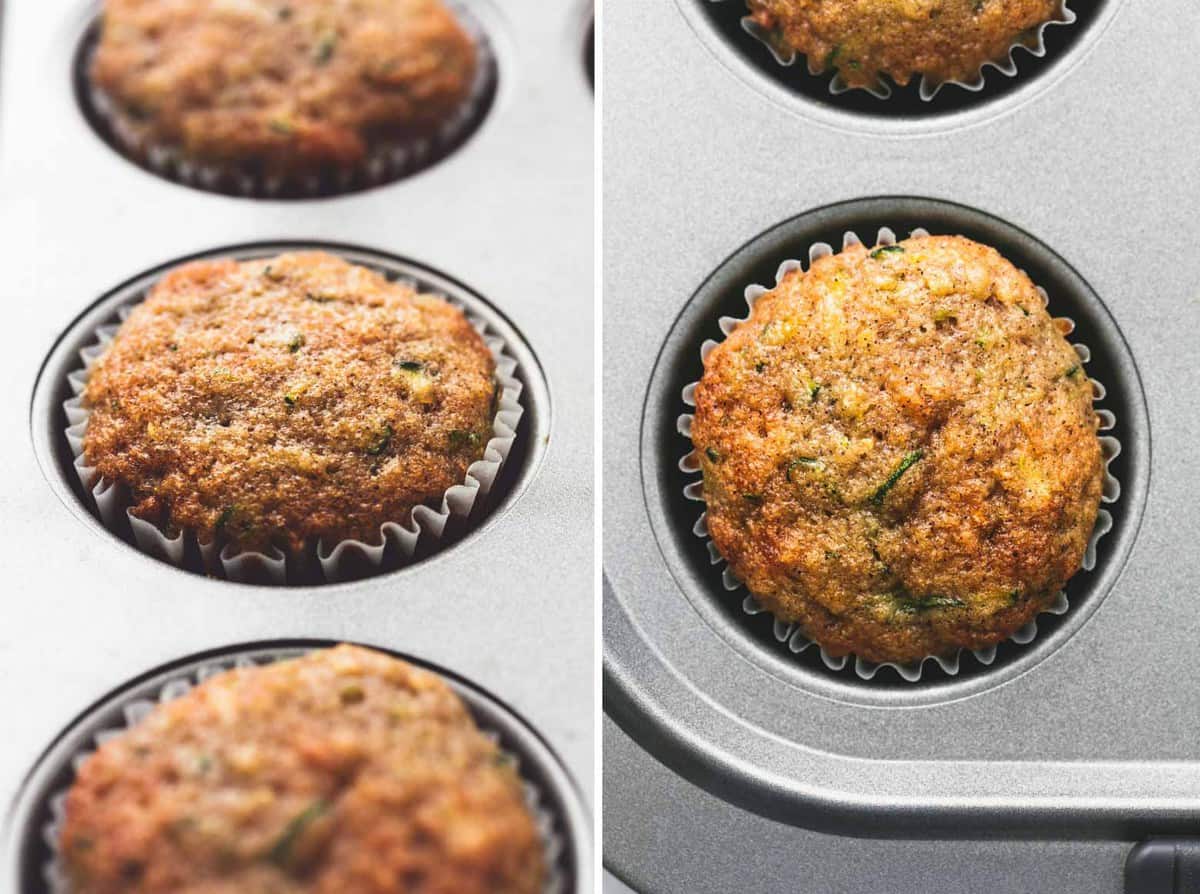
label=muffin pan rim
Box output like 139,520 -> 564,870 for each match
29,240 -> 554,590
672,0 -> 1128,135
636,195 -> 1151,706
5,639 -> 592,894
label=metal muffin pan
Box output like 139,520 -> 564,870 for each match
605,0 -> 1200,888
0,0 -> 594,888
6,640 -> 591,893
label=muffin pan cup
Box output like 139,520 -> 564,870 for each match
77,0 -> 500,199
675,224 -> 1122,683
60,246 -> 527,585
4,642 -> 587,894
727,0 -> 1078,101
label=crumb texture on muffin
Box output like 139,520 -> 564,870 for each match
60,645 -> 547,894
91,0 -> 478,172
745,0 -> 1063,89
82,251 -> 497,553
691,235 -> 1103,664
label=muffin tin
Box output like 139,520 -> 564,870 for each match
0,1 -> 593,889
604,0 -> 1199,889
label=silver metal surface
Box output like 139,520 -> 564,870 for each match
0,0 -> 595,886
604,0 -> 1200,883
604,716 -> 1130,894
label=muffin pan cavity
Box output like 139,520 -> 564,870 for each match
677,0 -> 1121,129
72,1 -> 501,199
642,197 -> 1148,697
6,641 -> 589,894
31,242 -> 550,587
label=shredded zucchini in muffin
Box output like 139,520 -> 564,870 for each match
692,235 -> 1103,663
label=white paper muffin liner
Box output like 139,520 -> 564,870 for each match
39,651 -> 567,894
83,1 -> 495,197
63,274 -> 525,585
725,0 -> 1076,101
677,226 -> 1122,682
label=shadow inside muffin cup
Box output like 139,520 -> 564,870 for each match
73,0 -> 500,199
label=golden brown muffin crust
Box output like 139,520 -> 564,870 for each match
691,235 -> 1103,664
745,0 -> 1063,89
61,645 -> 547,894
92,0 -> 478,172
82,252 -> 497,554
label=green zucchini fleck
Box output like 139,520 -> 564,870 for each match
705,447 -> 722,464
395,360 -> 424,372
894,593 -> 966,614
314,33 -> 337,64
870,245 -> 905,260
268,118 -> 295,136
449,429 -> 482,450
283,391 -> 299,407
742,493 -> 763,506
869,450 -> 924,507
268,799 -> 329,868
216,507 -> 236,531
786,457 -> 823,482
288,333 -> 305,353
366,424 -> 394,455
1062,364 -> 1082,380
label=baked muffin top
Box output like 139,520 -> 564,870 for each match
691,235 -> 1103,664
60,645 -> 547,894
91,0 -> 478,172
745,0 -> 1063,90
82,252 -> 497,554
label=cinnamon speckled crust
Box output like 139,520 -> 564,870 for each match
60,645 -> 547,894
691,235 -> 1103,664
745,0 -> 1063,89
91,0 -> 478,174
82,252 -> 496,554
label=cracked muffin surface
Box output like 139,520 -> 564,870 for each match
60,645 -> 546,894
82,251 -> 496,554
691,234 -> 1103,664
744,0 -> 1065,90
91,0 -> 479,175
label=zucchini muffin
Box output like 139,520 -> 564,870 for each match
691,234 -> 1103,665
744,0 -> 1065,91
90,0 -> 479,180
59,645 -> 547,893
81,251 -> 497,557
